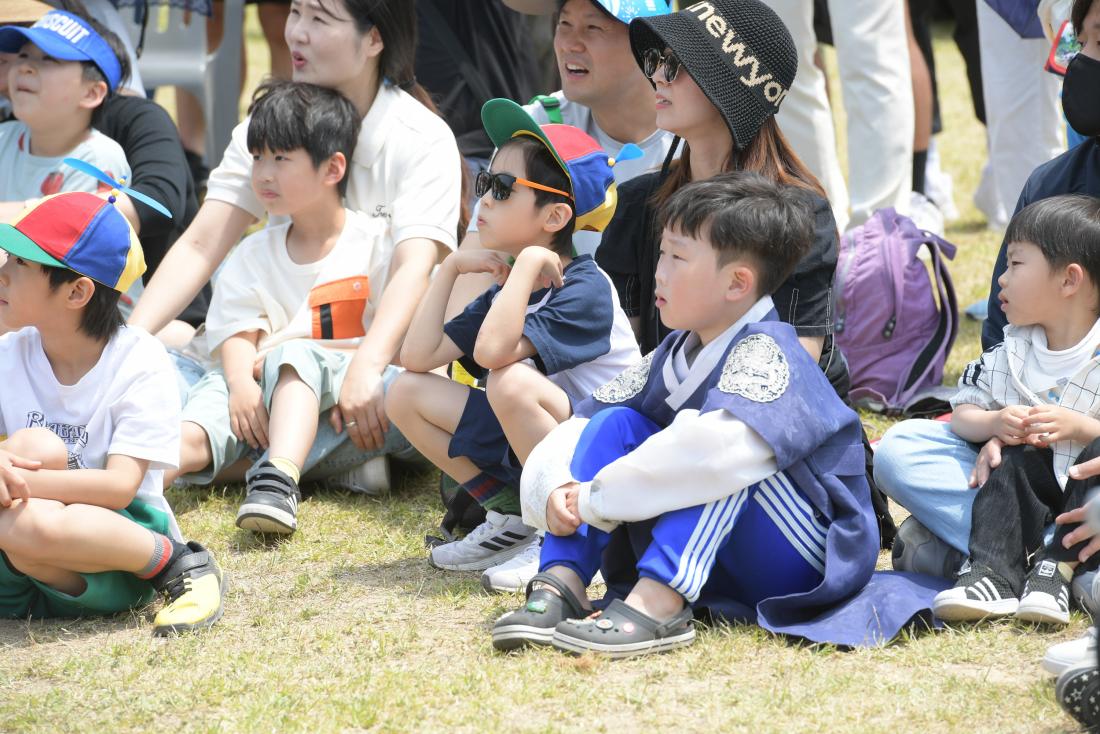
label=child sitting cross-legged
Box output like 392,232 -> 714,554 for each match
932,195 -> 1100,626
493,173 -> 941,657
169,80 -> 399,535
387,99 -> 640,574
0,192 -> 224,635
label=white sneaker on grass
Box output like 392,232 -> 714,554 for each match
1044,628 -> 1099,677
481,537 -> 541,593
429,511 -> 536,572
326,456 -> 391,496
1016,558 -> 1071,625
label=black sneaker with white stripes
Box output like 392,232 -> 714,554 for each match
933,562 -> 1019,622
236,460 -> 301,535
1017,557 -> 1071,625
429,511 -> 537,571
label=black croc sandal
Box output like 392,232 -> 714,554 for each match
492,572 -> 589,652
551,598 -> 695,659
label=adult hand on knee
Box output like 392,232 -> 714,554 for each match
334,367 -> 388,451
969,437 -> 1006,488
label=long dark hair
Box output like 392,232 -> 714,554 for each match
341,0 -> 470,237
652,117 -> 827,215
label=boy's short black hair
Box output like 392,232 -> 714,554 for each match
246,79 -> 362,197
1005,194 -> 1100,293
657,172 -> 815,296
43,265 -> 122,342
496,136 -> 576,254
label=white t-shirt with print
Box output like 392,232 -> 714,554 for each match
0,326 -> 182,539
0,120 -> 131,201
467,91 -> 677,256
204,209 -> 392,357
205,83 -> 462,252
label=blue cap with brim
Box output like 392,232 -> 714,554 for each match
502,0 -> 670,22
0,10 -> 122,93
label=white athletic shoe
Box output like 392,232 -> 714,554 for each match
1044,628 -> 1099,677
481,537 -> 541,593
429,511 -> 537,572
326,456 -> 391,496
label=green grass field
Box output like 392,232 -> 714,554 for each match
0,14 -> 1088,734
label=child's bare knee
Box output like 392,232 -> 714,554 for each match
486,363 -> 536,410
0,499 -> 66,558
2,428 -> 68,469
385,371 -> 423,422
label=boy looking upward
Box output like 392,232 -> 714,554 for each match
389,99 -> 640,574
0,10 -> 130,217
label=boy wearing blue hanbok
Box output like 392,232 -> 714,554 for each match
492,173 -> 941,657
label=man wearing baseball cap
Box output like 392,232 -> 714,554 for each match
456,0 -> 676,267
0,192 -> 226,636
0,9 -> 130,219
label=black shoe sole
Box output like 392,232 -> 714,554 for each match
236,504 -> 297,534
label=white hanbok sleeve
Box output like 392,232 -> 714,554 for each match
520,416 -> 590,531
576,409 -> 777,532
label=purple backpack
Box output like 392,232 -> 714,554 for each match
834,208 -> 958,414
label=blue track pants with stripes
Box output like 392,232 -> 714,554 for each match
540,407 -> 828,607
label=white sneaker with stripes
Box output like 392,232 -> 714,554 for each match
1016,558 -> 1071,625
933,563 -> 1019,622
429,511 -> 537,572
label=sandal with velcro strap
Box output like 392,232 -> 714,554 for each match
491,571 -> 589,652
551,597 -> 695,659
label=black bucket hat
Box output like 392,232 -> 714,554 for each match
629,0 -> 797,151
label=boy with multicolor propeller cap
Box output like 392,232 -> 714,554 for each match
390,98 -> 641,579
0,191 -> 225,635
0,9 -> 131,220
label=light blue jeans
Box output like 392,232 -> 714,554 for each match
874,418 -> 1056,557
873,419 -> 979,555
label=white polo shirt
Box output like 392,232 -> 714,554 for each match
205,83 -> 462,251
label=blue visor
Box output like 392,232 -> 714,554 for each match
0,10 -> 122,92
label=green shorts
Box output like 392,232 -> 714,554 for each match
0,499 -> 171,619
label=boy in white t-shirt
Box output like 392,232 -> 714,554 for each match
0,10 -> 130,217
390,99 -> 640,574
0,192 -> 224,635
172,80 -> 399,536
927,195 -> 1100,626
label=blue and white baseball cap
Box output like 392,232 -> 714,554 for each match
503,0 -> 670,23
0,10 -> 122,93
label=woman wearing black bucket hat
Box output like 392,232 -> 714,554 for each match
597,0 -> 837,380
597,0 -> 898,546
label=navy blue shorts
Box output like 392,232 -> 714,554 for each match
447,388 -> 523,486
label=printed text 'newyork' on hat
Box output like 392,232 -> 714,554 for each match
629,0 -> 798,151
482,97 -> 642,233
502,0 -> 670,23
